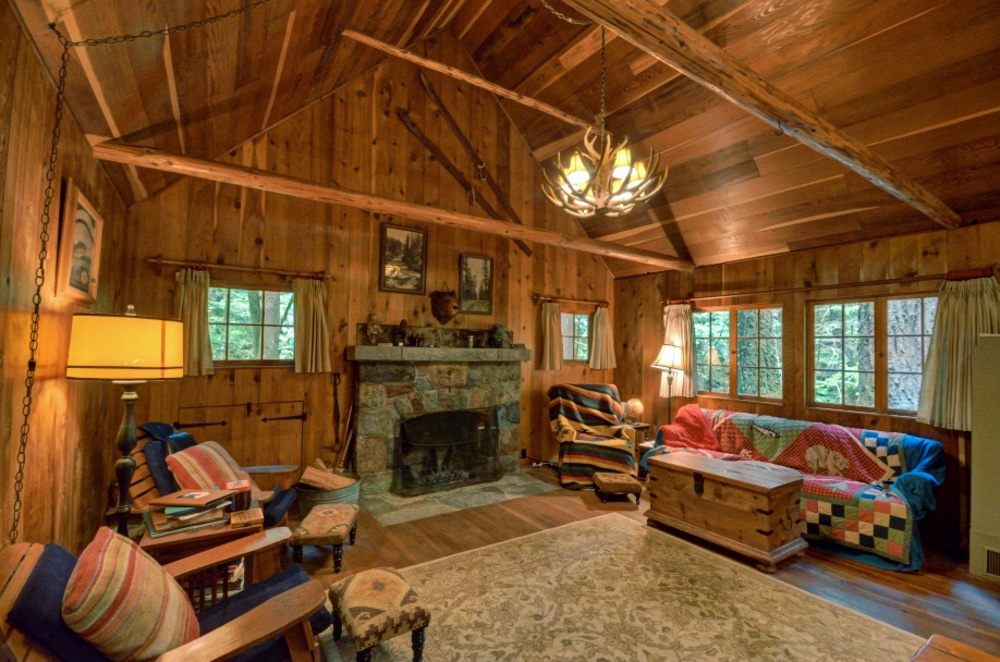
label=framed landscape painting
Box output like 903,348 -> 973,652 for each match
57,179 -> 103,305
379,223 -> 427,294
459,254 -> 493,314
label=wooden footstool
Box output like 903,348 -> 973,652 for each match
330,567 -> 432,662
593,471 -> 643,507
291,503 -> 359,572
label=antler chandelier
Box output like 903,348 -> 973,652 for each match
542,26 -> 666,219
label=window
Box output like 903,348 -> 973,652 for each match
809,295 -> 936,413
694,307 -> 783,400
208,285 -> 295,364
561,312 -> 590,362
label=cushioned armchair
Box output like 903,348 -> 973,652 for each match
135,423 -> 298,528
548,383 -> 636,489
1,527 -> 330,662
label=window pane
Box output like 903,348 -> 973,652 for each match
263,291 -> 287,325
711,339 -> 729,366
815,304 -> 842,337
574,336 -> 589,362
208,288 -> 228,323
228,324 -> 261,360
278,327 -> 295,360
262,326 -> 284,360
738,367 -> 758,396
695,339 -> 710,365
760,369 -> 782,399
889,336 -> 922,373
561,313 -> 574,336
815,338 -> 843,370
844,371 -> 875,407
230,289 -> 262,324
844,337 -> 874,371
924,297 -> 938,334
575,314 -> 589,337
844,302 -> 874,336
760,308 -> 782,337
710,366 -> 728,393
889,373 -> 921,411
737,309 -> 758,338
737,339 -> 758,367
693,312 -> 710,338
697,365 -> 711,392
562,337 -> 573,359
209,324 -> 227,360
711,311 -> 730,336
888,298 -> 921,335
815,370 -> 842,404
760,339 -> 782,368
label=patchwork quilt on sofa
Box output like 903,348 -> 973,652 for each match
644,405 -> 945,570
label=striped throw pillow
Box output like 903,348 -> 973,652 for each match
166,441 -> 249,489
62,527 -> 199,661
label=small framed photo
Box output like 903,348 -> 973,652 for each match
57,179 -> 103,305
379,223 -> 427,294
459,254 -> 493,314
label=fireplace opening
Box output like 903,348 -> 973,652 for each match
392,407 -> 502,497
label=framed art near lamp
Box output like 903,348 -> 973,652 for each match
379,222 -> 427,294
459,254 -> 493,314
57,178 -> 104,305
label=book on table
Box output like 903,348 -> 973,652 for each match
148,488 -> 238,508
142,503 -> 229,538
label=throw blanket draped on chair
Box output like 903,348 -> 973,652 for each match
548,384 -> 636,488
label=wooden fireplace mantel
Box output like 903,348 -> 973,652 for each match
346,346 -> 531,363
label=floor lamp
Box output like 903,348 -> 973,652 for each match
651,342 -> 685,423
67,306 -> 184,535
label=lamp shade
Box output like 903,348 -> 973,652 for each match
67,313 -> 184,381
651,342 -> 684,372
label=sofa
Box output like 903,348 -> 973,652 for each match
642,405 -> 945,570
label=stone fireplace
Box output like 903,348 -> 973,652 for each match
347,346 -> 531,495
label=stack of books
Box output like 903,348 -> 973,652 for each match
142,489 -> 237,538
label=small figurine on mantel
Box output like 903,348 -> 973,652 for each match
366,314 -> 382,345
393,320 -> 408,346
489,324 -> 509,349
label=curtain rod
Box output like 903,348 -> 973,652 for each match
663,265 -> 998,305
147,256 -> 330,280
533,293 -> 608,308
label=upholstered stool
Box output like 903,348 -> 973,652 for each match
593,471 -> 643,507
291,503 -> 359,572
329,567 -> 431,662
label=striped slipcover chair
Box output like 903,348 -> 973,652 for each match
548,383 -> 636,489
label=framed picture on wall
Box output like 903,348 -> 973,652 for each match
56,178 -> 104,305
459,254 -> 493,314
379,223 -> 427,294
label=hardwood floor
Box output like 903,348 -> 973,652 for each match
295,465 -> 1000,657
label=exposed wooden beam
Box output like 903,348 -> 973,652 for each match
342,29 -> 596,131
93,142 -> 695,271
561,0 -> 962,230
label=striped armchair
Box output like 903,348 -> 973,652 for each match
548,383 -> 636,489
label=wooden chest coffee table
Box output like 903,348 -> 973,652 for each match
646,453 -> 808,571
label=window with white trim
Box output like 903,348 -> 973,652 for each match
694,306 -> 783,400
561,312 -> 590,363
208,285 -> 295,365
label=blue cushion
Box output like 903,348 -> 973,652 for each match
139,421 -> 176,441
167,432 -> 197,453
144,438 -> 181,496
7,544 -> 106,662
198,563 -> 330,662
263,485 -> 298,527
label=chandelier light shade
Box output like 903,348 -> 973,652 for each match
67,305 -> 184,535
542,26 -> 667,219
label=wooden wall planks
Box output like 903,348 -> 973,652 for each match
0,0 -> 128,553
126,29 -> 613,476
614,222 -> 1000,553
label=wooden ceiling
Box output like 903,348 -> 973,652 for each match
12,0 -> 1000,276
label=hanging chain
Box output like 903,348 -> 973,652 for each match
538,0 -> 592,25
599,25 -> 606,140
7,0 -> 272,548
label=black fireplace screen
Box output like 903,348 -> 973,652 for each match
392,407 -> 501,497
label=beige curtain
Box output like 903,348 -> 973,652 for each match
917,276 -> 1000,430
588,306 -> 616,369
540,302 -> 563,370
660,304 -> 695,398
174,269 -> 214,376
292,278 -> 332,373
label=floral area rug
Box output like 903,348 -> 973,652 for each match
359,472 -> 559,527
320,513 -> 925,661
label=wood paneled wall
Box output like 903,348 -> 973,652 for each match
0,2 -> 128,553
614,222 -> 1000,553
127,29 -> 613,470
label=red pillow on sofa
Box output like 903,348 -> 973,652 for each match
658,404 -> 720,451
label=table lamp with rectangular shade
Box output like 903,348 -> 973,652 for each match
67,306 -> 184,535
651,342 -> 685,423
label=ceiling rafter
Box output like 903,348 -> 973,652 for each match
561,0 -> 962,230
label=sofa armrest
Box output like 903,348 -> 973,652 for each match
150,579 -> 325,662
161,527 -> 291,581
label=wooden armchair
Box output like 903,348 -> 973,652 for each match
1,528 -> 329,662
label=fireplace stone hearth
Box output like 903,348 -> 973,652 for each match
347,346 -> 530,495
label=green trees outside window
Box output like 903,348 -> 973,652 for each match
561,312 -> 590,362
208,286 -> 295,363
694,306 -> 783,400
809,296 -> 935,413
